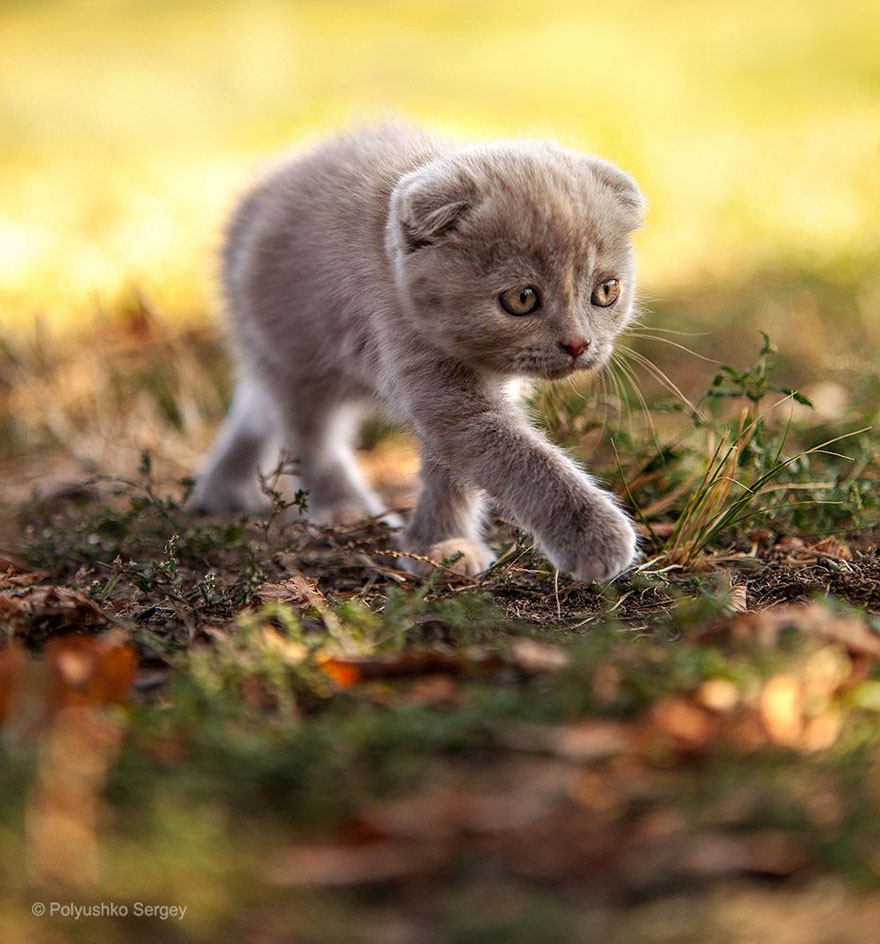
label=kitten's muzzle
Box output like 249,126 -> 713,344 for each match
558,338 -> 590,360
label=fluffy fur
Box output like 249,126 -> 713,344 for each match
190,122 -> 644,581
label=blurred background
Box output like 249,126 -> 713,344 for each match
1,0 -> 879,480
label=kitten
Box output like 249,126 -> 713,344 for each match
190,122 -> 644,581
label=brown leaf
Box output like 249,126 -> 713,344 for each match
777,535 -> 853,563
509,637 -> 570,672
696,678 -> 740,712
725,584 -> 749,614
760,674 -> 803,747
0,559 -> 44,588
256,572 -> 352,648
0,584 -> 105,637
800,711 -> 843,752
649,696 -> 721,751
810,536 -> 853,560
812,610 -> 880,661
26,706 -> 126,887
0,642 -> 25,724
730,603 -> 880,661
44,632 -> 137,712
317,649 -> 505,688
316,639 -> 569,691
318,655 -> 361,688
254,573 -> 322,610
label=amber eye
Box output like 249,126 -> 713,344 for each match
499,285 -> 540,316
591,278 -> 620,308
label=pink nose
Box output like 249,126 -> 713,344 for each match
559,338 -> 589,359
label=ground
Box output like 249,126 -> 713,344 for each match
1,298 -> 879,943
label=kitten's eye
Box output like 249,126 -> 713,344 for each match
591,278 -> 620,308
499,286 -> 541,316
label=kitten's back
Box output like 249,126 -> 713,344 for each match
221,122 -> 445,379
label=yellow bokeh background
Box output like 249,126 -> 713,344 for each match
1,0 -> 878,331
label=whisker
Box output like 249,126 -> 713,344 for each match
612,353 -> 658,442
610,359 -> 638,437
627,333 -> 720,364
599,360 -> 624,434
621,347 -> 704,419
628,325 -> 713,338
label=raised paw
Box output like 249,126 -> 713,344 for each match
405,538 -> 494,579
543,497 -> 638,583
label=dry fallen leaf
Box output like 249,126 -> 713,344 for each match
317,639 -> 572,691
317,649 -> 506,688
697,678 -> 740,713
800,711 -> 843,752
318,654 -> 362,688
26,706 -> 126,887
776,535 -> 853,563
730,603 -> 880,660
0,584 -> 105,637
0,562 -> 44,589
649,696 -> 721,751
810,536 -> 853,560
254,573 -> 323,610
760,674 -> 803,747
1,632 -> 138,733
509,637 -> 570,672
256,572 -> 354,649
46,632 -> 137,711
724,584 -> 749,614
0,642 -> 25,724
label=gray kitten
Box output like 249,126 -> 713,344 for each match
190,122 -> 643,581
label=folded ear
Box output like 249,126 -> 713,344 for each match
588,158 -> 645,228
390,160 -> 479,253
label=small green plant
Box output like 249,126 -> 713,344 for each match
621,335 -> 865,565
707,332 -> 813,408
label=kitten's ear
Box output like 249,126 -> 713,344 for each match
390,161 -> 479,253
588,158 -> 645,229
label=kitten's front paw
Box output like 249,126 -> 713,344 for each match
544,497 -> 637,583
405,538 -> 494,579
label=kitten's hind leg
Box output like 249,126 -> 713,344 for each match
287,402 -> 391,526
188,375 -> 279,514
401,457 -> 493,577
